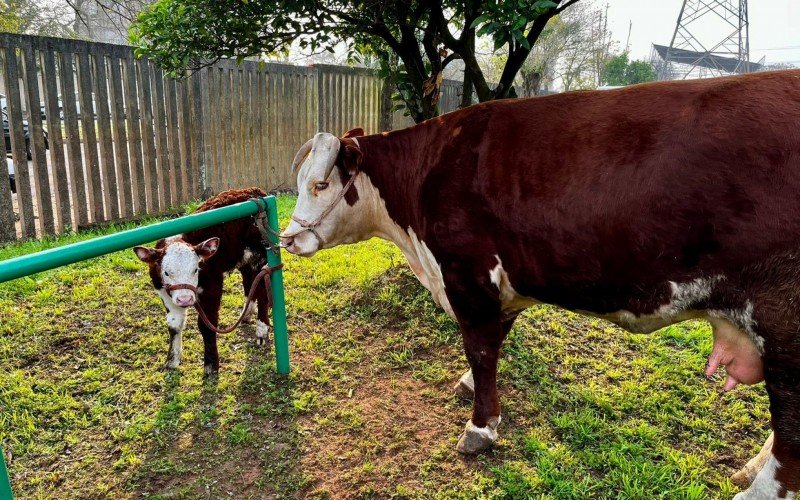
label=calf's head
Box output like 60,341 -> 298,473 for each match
281,129 -> 367,256
134,237 -> 220,307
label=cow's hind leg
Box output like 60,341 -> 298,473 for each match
241,266 -> 270,346
158,289 -> 187,369
733,288 -> 800,498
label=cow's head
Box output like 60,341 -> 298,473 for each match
134,237 -> 220,307
281,128 -> 369,256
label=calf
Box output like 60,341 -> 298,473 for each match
135,187 -> 271,375
282,71 -> 800,498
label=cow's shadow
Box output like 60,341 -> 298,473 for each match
131,324 -> 304,498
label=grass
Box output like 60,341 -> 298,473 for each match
0,195 -> 770,499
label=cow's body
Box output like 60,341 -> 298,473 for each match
282,70 -> 800,498
137,188 -> 271,374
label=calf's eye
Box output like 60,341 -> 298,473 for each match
164,271 -> 170,277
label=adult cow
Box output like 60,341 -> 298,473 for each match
281,70 -> 800,498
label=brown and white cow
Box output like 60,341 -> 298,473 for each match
135,188 -> 271,375
281,70 -> 800,498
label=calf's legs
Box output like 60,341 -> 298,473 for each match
241,267 -> 271,346
158,289 -> 187,369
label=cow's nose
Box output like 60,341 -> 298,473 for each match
280,236 -> 295,250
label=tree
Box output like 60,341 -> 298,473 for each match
603,52 -> 656,86
129,0 -> 582,123
0,0 -> 77,37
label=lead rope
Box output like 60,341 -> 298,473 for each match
166,200 -> 283,335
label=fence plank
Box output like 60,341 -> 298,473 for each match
108,55 -> 132,217
3,46 -> 36,238
137,58 -> 158,212
211,69 -> 224,194
21,41 -> 55,235
151,65 -> 171,207
40,47 -> 70,231
77,51 -> 104,223
165,77 -> 183,204
178,78 -> 193,200
93,53 -> 119,220
190,71 -> 204,198
198,67 -> 213,197
123,54 -> 146,214
0,79 -> 16,241
58,51 -> 88,227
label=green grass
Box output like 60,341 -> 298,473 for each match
0,195 -> 770,498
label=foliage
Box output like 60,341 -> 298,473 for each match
603,52 -> 657,86
0,0 -> 76,37
130,0 -> 582,123
0,195 -> 770,498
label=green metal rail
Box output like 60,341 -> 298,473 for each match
0,196 -> 291,499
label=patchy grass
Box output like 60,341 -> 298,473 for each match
0,195 -> 769,499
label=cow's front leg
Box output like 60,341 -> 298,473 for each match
455,318 -> 508,454
454,318 -> 516,400
158,289 -> 187,369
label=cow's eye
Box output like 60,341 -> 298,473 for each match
164,271 -> 170,277
194,268 -> 199,274
314,182 -> 329,192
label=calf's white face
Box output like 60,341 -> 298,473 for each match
134,237 -> 219,307
281,132 -> 366,256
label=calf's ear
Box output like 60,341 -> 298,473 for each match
196,237 -> 220,260
134,246 -> 159,263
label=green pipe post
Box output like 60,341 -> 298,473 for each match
265,197 -> 290,375
0,195 -> 290,376
0,445 -> 12,500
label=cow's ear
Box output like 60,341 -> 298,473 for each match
195,237 -> 220,261
134,246 -> 160,263
342,127 -> 364,139
339,137 -> 363,175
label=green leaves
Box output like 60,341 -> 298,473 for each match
470,0 -> 561,55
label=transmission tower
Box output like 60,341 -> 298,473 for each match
652,0 -> 762,80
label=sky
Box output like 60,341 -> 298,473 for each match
605,0 -> 800,67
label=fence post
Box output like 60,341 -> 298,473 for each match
265,196 -> 289,375
0,445 -> 12,499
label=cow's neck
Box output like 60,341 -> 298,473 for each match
356,130 -> 455,317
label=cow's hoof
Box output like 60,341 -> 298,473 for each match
204,364 -> 219,377
456,417 -> 500,454
256,321 -> 271,347
454,370 -> 474,399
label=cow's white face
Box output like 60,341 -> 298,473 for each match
134,237 -> 219,307
282,132 -> 368,257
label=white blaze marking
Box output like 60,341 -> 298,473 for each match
733,453 -> 795,500
161,242 -> 202,304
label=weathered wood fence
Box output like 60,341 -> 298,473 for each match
0,33 -> 464,242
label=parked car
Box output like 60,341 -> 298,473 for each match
3,110 -> 49,160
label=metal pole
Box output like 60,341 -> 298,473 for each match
265,196 -> 290,375
0,446 -> 12,500
0,197 -> 271,283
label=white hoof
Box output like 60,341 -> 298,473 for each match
456,416 -> 500,454
454,370 -> 474,399
256,320 -> 271,346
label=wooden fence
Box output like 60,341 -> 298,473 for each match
0,33 -> 465,242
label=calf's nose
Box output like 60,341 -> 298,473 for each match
175,295 -> 195,307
